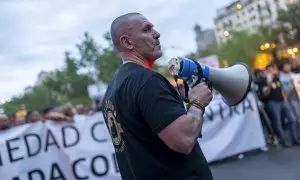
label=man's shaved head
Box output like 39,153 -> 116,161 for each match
110,12 -> 141,51
110,12 -> 162,63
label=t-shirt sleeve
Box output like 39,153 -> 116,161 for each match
137,74 -> 187,134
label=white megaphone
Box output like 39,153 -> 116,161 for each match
169,57 -> 252,106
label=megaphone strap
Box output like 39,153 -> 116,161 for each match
174,76 -> 189,103
190,59 -> 203,88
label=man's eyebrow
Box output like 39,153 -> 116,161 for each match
142,23 -> 153,29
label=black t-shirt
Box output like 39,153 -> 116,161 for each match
254,77 -> 269,103
102,63 -> 213,180
261,76 -> 284,102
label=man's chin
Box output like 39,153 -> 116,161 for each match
153,51 -> 163,60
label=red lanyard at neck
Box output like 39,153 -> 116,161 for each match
145,60 -> 153,69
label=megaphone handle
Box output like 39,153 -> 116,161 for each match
190,59 -> 203,88
206,80 -> 213,91
183,80 -> 190,103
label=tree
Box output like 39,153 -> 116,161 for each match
43,51 -> 93,105
205,30 -> 275,67
277,4 -> 300,45
76,32 -> 101,81
75,32 -> 121,84
2,85 -> 62,116
95,33 -> 121,83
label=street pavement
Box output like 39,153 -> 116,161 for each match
210,146 -> 300,180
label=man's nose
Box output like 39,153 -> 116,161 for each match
153,30 -> 160,39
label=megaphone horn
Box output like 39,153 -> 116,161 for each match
206,63 -> 252,106
169,57 -> 252,106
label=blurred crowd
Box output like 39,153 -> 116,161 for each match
1,58 -> 300,151
253,59 -> 300,148
0,98 -> 103,130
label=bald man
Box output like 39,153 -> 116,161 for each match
102,13 -> 213,180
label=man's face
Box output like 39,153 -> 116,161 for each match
269,66 -> 279,75
129,15 -> 162,61
28,111 -> 40,122
0,117 -> 9,129
283,63 -> 291,72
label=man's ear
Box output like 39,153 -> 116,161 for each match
120,35 -> 134,50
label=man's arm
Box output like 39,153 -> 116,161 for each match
158,106 -> 204,155
263,86 -> 271,97
137,75 -> 210,155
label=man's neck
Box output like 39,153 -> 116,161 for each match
121,52 -> 149,68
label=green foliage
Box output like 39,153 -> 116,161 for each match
186,52 -> 200,60
277,4 -> 300,45
96,48 -> 121,83
153,65 -> 169,78
204,29 -> 275,67
43,51 -> 93,101
2,32 -> 119,115
4,23 -> 281,115
3,86 -> 63,116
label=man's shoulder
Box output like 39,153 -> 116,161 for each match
259,77 -> 267,84
125,67 -> 168,86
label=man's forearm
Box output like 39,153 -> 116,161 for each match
185,106 -> 204,142
263,86 -> 271,97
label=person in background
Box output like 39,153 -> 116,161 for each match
26,110 -> 41,123
291,59 -> 300,73
0,114 -> 10,129
13,104 -> 27,125
263,63 -> 300,147
74,104 -> 87,121
253,69 -> 278,145
94,98 -> 102,112
75,104 -> 86,115
59,103 -> 76,121
279,60 -> 300,121
41,106 -> 72,122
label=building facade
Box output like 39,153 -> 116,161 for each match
214,0 -> 292,45
194,25 -> 217,56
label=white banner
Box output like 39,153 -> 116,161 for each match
0,113 -> 120,180
292,73 -> 300,97
0,93 -> 265,179
199,92 -> 266,163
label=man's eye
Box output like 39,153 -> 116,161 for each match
144,26 -> 151,32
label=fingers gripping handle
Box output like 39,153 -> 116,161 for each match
169,57 -> 212,102
169,57 -> 212,89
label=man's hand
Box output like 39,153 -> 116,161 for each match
188,82 -> 213,107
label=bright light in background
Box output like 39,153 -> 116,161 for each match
236,3 -> 242,10
288,49 -> 293,54
293,47 -> 298,53
223,31 -> 229,37
264,43 -> 270,49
